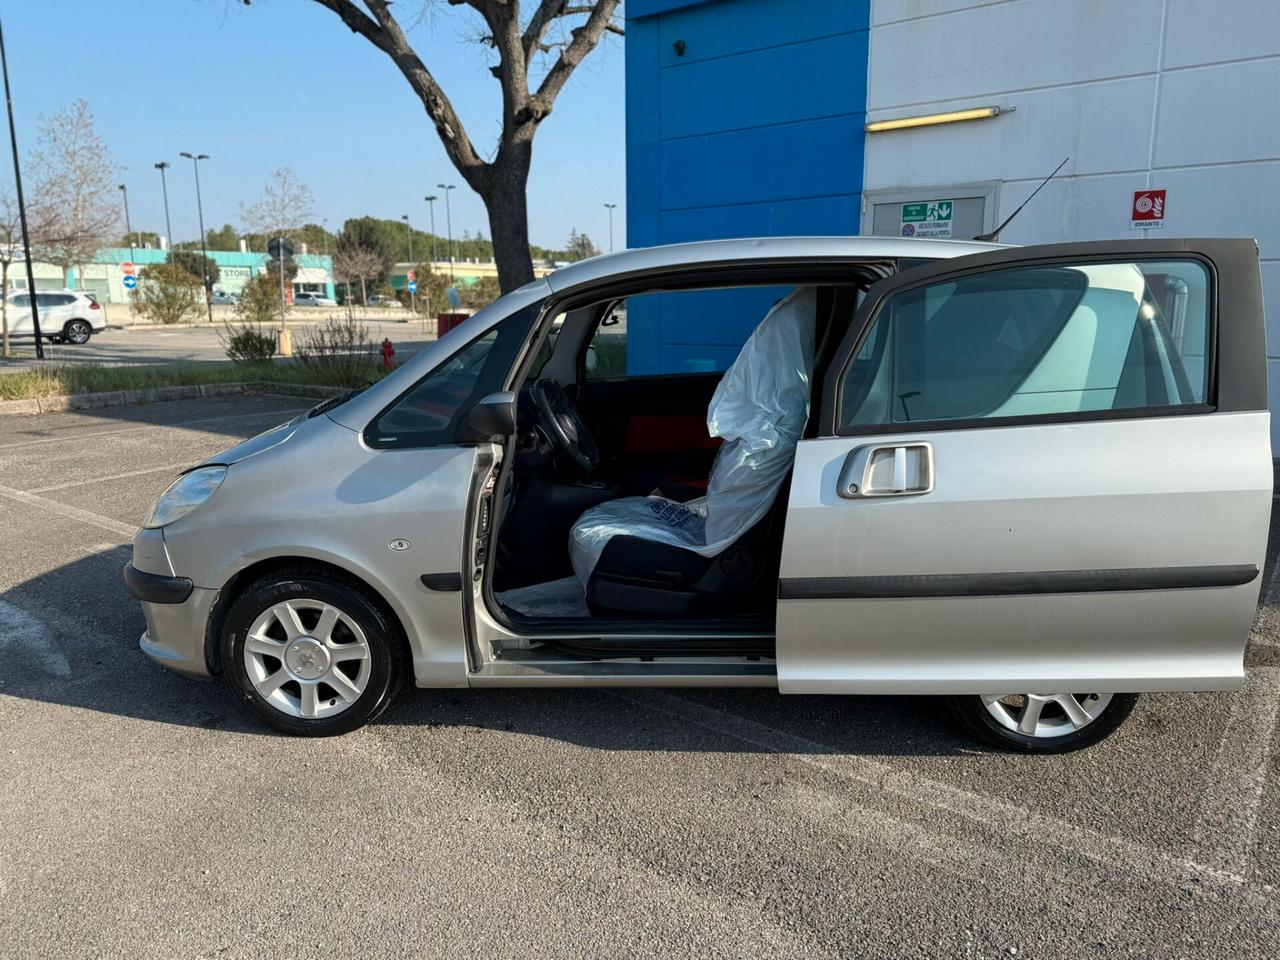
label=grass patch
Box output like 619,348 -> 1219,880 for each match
0,360 -> 390,401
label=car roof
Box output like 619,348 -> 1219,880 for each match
544,235 -> 1008,292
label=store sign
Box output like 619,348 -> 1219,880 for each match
900,200 -> 954,239
1131,189 -> 1166,229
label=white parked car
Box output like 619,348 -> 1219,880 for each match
294,292 -> 337,307
5,289 -> 106,344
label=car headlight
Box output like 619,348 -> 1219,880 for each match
143,466 -> 227,529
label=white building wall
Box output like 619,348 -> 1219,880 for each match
863,0 -> 1280,447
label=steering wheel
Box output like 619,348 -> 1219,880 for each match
531,378 -> 599,474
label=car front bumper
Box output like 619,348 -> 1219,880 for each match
124,538 -> 217,679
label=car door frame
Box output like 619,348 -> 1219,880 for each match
776,237 -> 1271,695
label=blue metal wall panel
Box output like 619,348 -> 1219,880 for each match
625,0 -> 871,375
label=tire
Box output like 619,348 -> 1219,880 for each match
948,692 -> 1139,754
221,567 -> 407,736
63,319 -> 92,344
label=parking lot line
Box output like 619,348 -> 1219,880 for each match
28,462 -> 194,494
0,482 -> 138,539
613,689 -> 1275,905
0,406 -> 310,451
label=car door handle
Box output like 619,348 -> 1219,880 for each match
837,442 -> 934,499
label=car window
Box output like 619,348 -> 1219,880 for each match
584,286 -> 792,380
11,294 -> 30,307
368,299 -> 541,447
838,259 -> 1210,430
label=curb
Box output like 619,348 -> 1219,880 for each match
0,380 -> 347,417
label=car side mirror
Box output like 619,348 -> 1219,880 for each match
456,391 -> 517,443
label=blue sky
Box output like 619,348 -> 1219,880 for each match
1,0 -> 626,251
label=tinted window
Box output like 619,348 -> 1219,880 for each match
368,300 -> 540,447
11,294 -> 30,307
839,259 -> 1210,430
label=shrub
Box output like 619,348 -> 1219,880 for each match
171,251 -> 220,288
221,323 -> 276,364
236,274 -> 282,326
294,314 -> 377,387
134,262 -> 203,325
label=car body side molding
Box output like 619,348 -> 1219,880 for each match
777,564 -> 1259,600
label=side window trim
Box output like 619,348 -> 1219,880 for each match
819,247 -> 1221,439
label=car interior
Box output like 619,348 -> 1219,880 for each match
485,275 -> 872,636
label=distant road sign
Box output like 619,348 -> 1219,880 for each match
267,236 -> 295,260
407,281 -> 418,293
121,262 -> 136,275
122,274 -> 138,290
406,270 -> 416,282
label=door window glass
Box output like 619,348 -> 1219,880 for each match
367,299 -> 540,447
839,260 -> 1210,430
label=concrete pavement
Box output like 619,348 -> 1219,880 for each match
0,395 -> 1277,958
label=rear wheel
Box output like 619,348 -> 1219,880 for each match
221,568 -> 406,736
949,692 -> 1139,753
63,319 -> 92,344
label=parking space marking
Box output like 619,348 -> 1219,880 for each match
0,482 -> 137,539
612,689 -> 1275,905
0,599 -> 69,679
1190,665 -> 1280,875
28,462 -> 194,494
0,406 -> 310,451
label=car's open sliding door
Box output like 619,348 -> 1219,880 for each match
776,239 -> 1271,694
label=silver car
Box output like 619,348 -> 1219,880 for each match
125,236 -> 1272,751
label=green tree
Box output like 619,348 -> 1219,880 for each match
204,223 -> 239,251
121,229 -> 161,249
459,275 -> 501,310
171,250 -> 220,288
235,273 -> 282,326
565,229 -> 600,261
135,262 -> 202,325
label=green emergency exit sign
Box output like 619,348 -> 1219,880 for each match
902,201 -> 953,222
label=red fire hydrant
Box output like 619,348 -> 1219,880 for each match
380,338 -> 395,371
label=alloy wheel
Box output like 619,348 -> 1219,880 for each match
980,693 -> 1113,739
65,321 -> 91,344
242,599 -> 372,719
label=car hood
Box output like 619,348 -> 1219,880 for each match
196,417 -> 301,468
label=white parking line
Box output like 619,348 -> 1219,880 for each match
0,407 -> 310,451
612,689 -> 1275,905
28,461 -> 193,494
0,482 -> 137,539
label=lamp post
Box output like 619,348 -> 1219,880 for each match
178,152 -> 213,324
436,183 -> 455,280
118,183 -> 135,263
154,161 -> 175,262
423,195 -> 438,265
401,214 -> 416,315
603,202 -> 617,253
1,15 -> 43,358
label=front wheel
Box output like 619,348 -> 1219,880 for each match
949,692 -> 1139,753
221,568 -> 406,736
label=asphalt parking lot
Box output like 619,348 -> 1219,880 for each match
1,394 -> 1278,958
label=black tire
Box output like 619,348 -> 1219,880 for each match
948,692 -> 1139,754
63,319 -> 92,344
221,567 -> 407,736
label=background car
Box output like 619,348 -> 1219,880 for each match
5,289 -> 106,343
210,291 -> 239,306
294,292 -> 337,307
366,294 -> 403,308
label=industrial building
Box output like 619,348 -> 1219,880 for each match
625,0 -> 1279,442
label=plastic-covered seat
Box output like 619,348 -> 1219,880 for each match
568,287 -> 818,613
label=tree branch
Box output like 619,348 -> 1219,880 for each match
528,0 -> 620,120
309,0 -> 490,189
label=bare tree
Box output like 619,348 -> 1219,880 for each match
332,244 -> 383,305
0,189 -> 61,357
254,0 -> 621,293
27,99 -> 120,290
240,167 -> 316,244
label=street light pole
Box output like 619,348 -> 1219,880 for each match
179,152 -> 212,324
423,196 -> 437,265
436,183 -> 455,280
119,184 -> 135,263
604,202 -> 617,253
0,15 -> 43,358
401,214 -> 416,315
154,161 -> 175,263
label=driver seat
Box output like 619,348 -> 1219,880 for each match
568,287 -> 820,617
